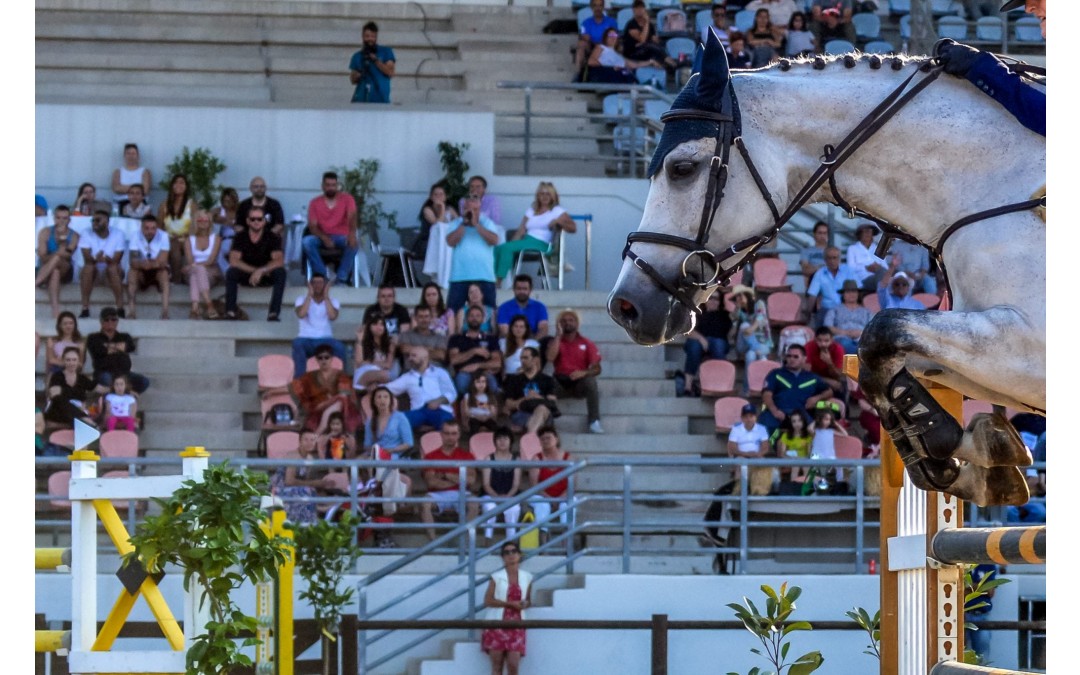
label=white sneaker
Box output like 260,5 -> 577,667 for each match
589,420 -> 605,434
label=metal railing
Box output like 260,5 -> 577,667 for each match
496,81 -> 674,177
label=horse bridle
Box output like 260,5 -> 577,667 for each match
622,58 -> 1047,315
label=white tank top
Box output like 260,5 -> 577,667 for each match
114,165 -> 146,198
189,233 -> 217,264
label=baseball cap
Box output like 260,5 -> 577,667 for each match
35,194 -> 48,211
741,404 -> 758,415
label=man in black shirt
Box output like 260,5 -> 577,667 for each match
361,284 -> 413,336
502,347 -> 558,435
85,306 -> 149,393
225,205 -> 287,321
235,176 -> 286,238
448,305 -> 503,395
680,293 -> 733,397
622,0 -> 673,66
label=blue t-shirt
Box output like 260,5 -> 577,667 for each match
448,215 -> 499,283
807,264 -> 858,310
581,15 -> 618,44
497,298 -> 549,334
349,45 -> 396,103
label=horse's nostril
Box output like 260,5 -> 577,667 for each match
618,298 -> 639,321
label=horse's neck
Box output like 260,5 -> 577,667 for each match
734,63 -> 1044,239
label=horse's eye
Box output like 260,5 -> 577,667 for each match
669,161 -> 697,179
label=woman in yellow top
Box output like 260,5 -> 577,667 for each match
158,173 -> 197,272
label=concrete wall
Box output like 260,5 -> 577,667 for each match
36,103 -> 653,292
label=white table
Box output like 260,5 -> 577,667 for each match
421,220 -> 506,290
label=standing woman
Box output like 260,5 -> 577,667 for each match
494,181 -> 577,287
183,209 -> 223,319
110,143 -> 152,205
159,174 -> 197,273
420,282 -> 457,337
482,541 -> 533,675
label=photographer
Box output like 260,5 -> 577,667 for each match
349,21 -> 396,104
445,194 -> 501,313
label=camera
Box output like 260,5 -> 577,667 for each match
363,43 -> 378,57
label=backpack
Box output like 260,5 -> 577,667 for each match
662,12 -> 687,33
777,325 -> 812,358
264,403 -> 295,426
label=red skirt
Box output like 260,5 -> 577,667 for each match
481,583 -> 526,656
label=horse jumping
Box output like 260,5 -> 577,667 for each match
607,34 -> 1044,507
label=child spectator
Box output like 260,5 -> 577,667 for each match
318,411 -> 357,460
480,427 -> 523,544
726,33 -> 754,69
810,402 -> 849,484
103,374 -> 138,432
462,371 -> 499,435
777,409 -> 812,484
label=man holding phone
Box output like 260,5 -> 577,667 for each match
445,194 -> 501,312
349,21 -> 396,103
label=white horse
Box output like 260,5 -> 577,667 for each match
607,35 -> 1045,506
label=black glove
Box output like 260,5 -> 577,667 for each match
933,38 -> 981,77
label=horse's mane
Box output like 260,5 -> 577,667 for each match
742,51 -> 927,73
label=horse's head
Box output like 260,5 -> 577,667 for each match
608,33 -> 780,345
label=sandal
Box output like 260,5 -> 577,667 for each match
189,309 -> 202,320
206,307 -> 220,320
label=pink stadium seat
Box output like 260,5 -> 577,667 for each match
714,397 -> 751,433
420,431 -> 443,457
48,471 -> 71,509
833,434 -> 864,459
266,431 -> 300,460
752,258 -> 792,293
746,359 -> 780,398
257,354 -> 294,391
862,293 -> 881,313
777,325 -> 814,356
519,432 -> 542,461
913,292 -> 941,309
469,432 -> 496,461
698,360 -> 737,397
99,430 -> 139,458
49,429 -> 75,451
767,292 -> 803,328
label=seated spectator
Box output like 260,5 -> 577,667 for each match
398,305 -> 449,367
503,347 -> 559,436
823,279 -> 872,354
36,205 -> 80,319
363,284 -> 412,336
731,288 -> 773,390
291,274 -> 346,379
811,5 -> 855,51
224,205 -> 287,321
701,3 -> 732,47
447,195 -> 501,313
236,176 -> 287,239
456,283 -> 497,336
318,411 -> 357,460
680,294 -> 732,397
500,315 -> 540,379
420,420 -> 480,541
78,210 -> 126,319
846,223 -> 887,292
212,187 -> 240,234
527,426 -> 572,541
746,0 -> 799,28
798,221 -> 829,286
353,316 -> 400,394
877,268 -> 926,311
805,326 -> 846,396
887,240 -> 937,295
419,282 -> 457,337
289,343 -> 361,435
726,33 -> 754,69
809,401 -> 849,484
159,174 -> 197,274
622,1 -> 676,69
86,306 -> 149,393
757,344 -> 832,436
461,371 -> 499,435
586,27 -> 661,83
548,309 -> 604,434
806,246 -> 858,328
776,408 -> 813,483
182,209 -> 224,320
480,426 -> 523,544
746,8 -> 783,67
73,182 -> 111,217
497,275 -> 550,339
103,374 -> 138,432
304,171 -> 360,287
45,311 -> 86,375
415,184 -> 458,263
363,385 -> 415,460
727,403 -> 770,458
126,213 -> 172,320
110,143 -> 152,206
448,305 -> 504,395
576,0 -> 618,76
271,428 -> 341,526
494,184 -> 577,288
458,175 -> 502,228
44,346 -> 107,431
777,18 -> 812,62
386,346 -> 458,431
119,185 -> 152,219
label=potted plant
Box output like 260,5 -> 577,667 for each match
437,141 -> 471,207
159,146 -> 227,210
726,582 -> 824,675
332,158 -> 398,246
123,463 -> 292,675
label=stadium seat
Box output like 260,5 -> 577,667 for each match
852,12 -> 881,40
519,432 -> 542,461
48,471 -> 71,510
1014,16 -> 1043,42
420,431 -> 443,457
930,0 -> 963,16
99,430 -> 139,459
974,16 -> 1003,43
824,39 -> 856,55
656,9 -> 689,37
266,431 -> 299,460
746,359 -> 780,398
714,396 -> 751,433
644,98 -> 669,121
48,429 -> 75,452
323,472 -> 351,494
913,292 -> 941,309
635,66 -> 667,89
698,359 -> 737,397
734,9 -> 755,32
616,7 -> 635,31
863,40 -> 896,54
777,325 -> 814,357
937,15 -> 968,40
258,354 -> 294,393
666,37 -> 696,62
752,257 -> 791,293
767,291 -> 803,328
833,434 -> 864,459
603,93 -> 633,121
613,125 -> 648,155
899,15 -> 912,48
862,293 -> 881,313
888,0 -> 911,16
577,7 -> 593,28
694,8 -> 712,34
470,432 -> 496,461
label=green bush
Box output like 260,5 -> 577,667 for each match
159,146 -> 227,210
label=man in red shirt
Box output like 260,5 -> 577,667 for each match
546,309 -> 604,433
805,326 -> 846,397
303,171 -> 360,286
420,420 -> 479,541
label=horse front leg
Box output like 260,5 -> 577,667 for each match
857,308 -> 1033,507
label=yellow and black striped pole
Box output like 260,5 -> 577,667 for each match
930,526 -> 1045,566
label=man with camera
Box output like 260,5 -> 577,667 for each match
349,21 -> 396,104
445,194 -> 501,312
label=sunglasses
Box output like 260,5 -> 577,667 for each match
247,217 -> 265,223
501,548 -> 521,556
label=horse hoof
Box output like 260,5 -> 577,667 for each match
957,413 -> 1033,468
950,464 -> 1031,507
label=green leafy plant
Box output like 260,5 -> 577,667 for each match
159,146 -> 227,210
962,564 -> 1010,665
123,462 -> 292,675
845,607 -> 881,660
726,582 -> 824,675
332,158 -> 398,245
437,141 -> 471,206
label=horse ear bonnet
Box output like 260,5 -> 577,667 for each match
647,31 -> 736,178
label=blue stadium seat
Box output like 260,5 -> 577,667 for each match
937,15 -> 968,40
616,8 -> 635,31
666,37 -> 696,61
1014,16 -> 1043,42
824,39 -> 856,55
974,16 -> 1003,43
613,125 -> 648,154
930,0 -> 963,16
694,9 -> 712,35
852,12 -> 881,40
899,14 -> 912,42
644,98 -> 668,121
657,9 -> 690,37
888,0 -> 911,16
863,40 -> 896,54
734,9 -> 755,32
635,65 -> 667,89
602,93 -> 633,121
